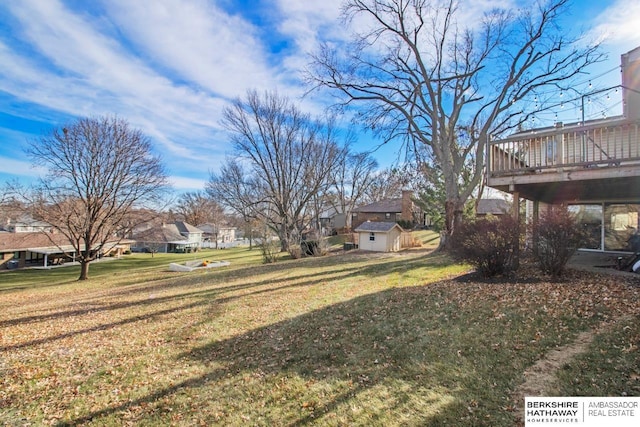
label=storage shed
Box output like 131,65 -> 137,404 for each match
354,221 -> 403,252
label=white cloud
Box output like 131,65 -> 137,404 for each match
1,0 -> 233,161
169,176 -> 207,191
103,0 -> 281,98
0,0 -> 357,187
0,157 -> 45,177
275,0 -> 344,52
589,0 -> 640,52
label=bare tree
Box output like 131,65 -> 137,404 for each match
330,150 -> 378,229
207,90 -> 343,256
308,0 -> 603,246
26,116 -> 168,280
174,191 -> 224,226
363,166 -> 411,203
0,182 -> 24,227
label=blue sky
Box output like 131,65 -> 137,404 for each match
0,0 -> 638,193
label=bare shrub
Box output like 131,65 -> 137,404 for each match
259,238 -> 280,264
450,215 -> 520,278
532,207 -> 586,278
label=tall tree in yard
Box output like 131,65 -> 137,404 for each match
174,191 -> 225,226
329,150 -> 378,229
208,90 -> 343,255
26,116 -> 168,280
308,0 -> 603,247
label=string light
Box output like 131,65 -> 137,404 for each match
518,66 -> 619,97
512,67 -> 624,130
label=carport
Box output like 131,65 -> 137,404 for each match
27,245 -> 76,268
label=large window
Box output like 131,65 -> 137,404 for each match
605,204 -> 639,251
569,203 -> 640,251
568,204 -> 602,250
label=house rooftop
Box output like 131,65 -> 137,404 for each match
354,221 -> 403,233
0,231 -> 133,253
477,199 -> 511,215
0,231 -> 69,252
353,198 -> 402,214
134,223 -> 187,244
174,221 -> 203,234
133,221 -> 203,244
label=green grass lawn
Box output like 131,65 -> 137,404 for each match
1,235 -> 639,426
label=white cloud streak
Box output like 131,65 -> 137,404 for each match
103,0 -> 281,98
2,0 -> 228,160
588,0 -> 640,50
0,0 -> 635,191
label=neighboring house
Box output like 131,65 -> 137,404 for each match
354,221 -> 403,252
133,221 -> 203,253
3,215 -> 54,233
352,190 -> 421,229
318,207 -> 347,235
487,46 -> 640,252
476,199 -> 511,217
197,223 -> 236,248
0,231 -> 132,270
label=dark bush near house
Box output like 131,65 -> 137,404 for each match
396,220 -> 414,230
301,240 -> 320,256
531,207 -> 587,278
450,214 -> 520,278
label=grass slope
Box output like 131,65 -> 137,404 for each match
0,238 -> 639,426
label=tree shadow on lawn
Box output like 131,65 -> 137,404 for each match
0,270 -> 81,292
2,251 -> 446,330
0,259 -> 371,330
1,268 -> 374,353
58,278 -> 553,426
4,253 -> 443,353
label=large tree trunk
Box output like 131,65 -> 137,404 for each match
279,225 -> 289,253
78,260 -> 90,281
441,199 -> 465,251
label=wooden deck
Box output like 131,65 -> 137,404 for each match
487,117 -> 640,203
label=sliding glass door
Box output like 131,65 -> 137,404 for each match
569,203 -> 640,251
569,204 -> 603,250
604,204 -> 639,251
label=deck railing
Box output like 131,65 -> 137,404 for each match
488,119 -> 640,176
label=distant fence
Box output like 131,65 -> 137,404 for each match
200,239 -> 254,249
401,232 -> 421,248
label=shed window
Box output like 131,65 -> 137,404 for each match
369,232 -> 375,241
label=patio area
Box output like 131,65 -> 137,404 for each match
568,250 -> 640,277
